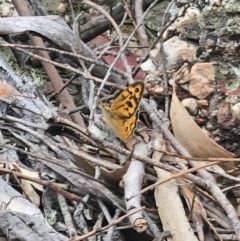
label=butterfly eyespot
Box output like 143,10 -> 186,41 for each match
125,127 -> 129,132
135,88 -> 139,93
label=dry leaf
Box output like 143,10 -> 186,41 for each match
170,80 -> 235,172
21,179 -> 40,206
100,161 -> 130,184
11,164 -> 44,191
10,164 -> 43,206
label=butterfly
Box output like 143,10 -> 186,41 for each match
98,82 -> 144,142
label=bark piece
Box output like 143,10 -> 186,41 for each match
0,178 -> 67,241
0,211 -> 68,241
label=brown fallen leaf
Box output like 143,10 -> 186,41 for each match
170,75 -> 235,172
10,163 -> 43,206
100,160 -> 130,185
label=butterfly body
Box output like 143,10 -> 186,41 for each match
98,82 -> 144,142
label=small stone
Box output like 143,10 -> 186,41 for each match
199,109 -> 208,118
181,98 -> 198,115
197,99 -> 209,107
168,78 -> 174,87
217,101 -> 233,129
195,117 -> 206,125
211,110 -> 218,117
154,86 -> 164,94
213,136 -> 221,143
231,103 -> 240,121
145,82 -> 164,95
189,63 -> 216,99
140,58 -> 157,72
140,37 -> 197,72
174,7 -> 200,39
226,95 -> 238,104
213,0 -> 221,6
206,121 -> 216,130
57,2 -> 68,13
145,73 -> 160,83
1,3 -> 17,17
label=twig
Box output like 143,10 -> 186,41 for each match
0,143 -> 112,187
70,206 -> 146,241
123,142 -> 148,230
0,42 -> 128,78
0,166 -> 94,208
56,143 -> 121,170
126,160 -> 220,200
104,209 -> 121,241
58,193 -> 77,238
158,0 -> 177,117
88,11 -> 128,120
158,149 -> 240,163
48,73 -> 79,99
132,16 -> 178,77
11,46 -> 125,90
134,0 -> 149,56
97,0 -> 161,88
73,195 -> 91,235
202,201 -> 232,230
143,211 -> 166,239
82,0 -> 132,82
222,184 -> 240,193
0,114 -> 48,130
82,0 -> 133,123
12,0 -> 85,128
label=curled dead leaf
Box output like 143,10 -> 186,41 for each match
170,74 -> 235,172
